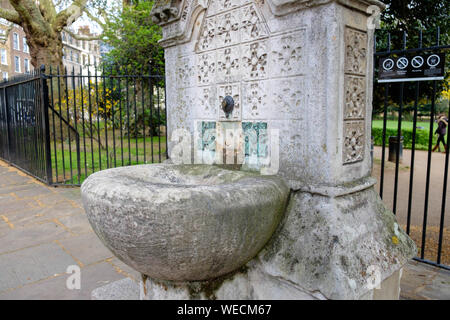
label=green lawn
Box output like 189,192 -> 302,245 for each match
372,120 -> 432,131
50,135 -> 167,185
371,119 -> 442,151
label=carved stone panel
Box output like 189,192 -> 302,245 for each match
269,30 -> 305,77
177,55 -> 196,88
243,81 -> 268,119
343,121 -> 365,165
196,86 -> 218,119
242,40 -> 268,80
345,28 -> 367,76
240,4 -> 269,43
343,27 -> 367,165
197,52 -> 216,85
344,75 -> 366,120
198,17 -> 216,52
208,0 -> 242,16
216,11 -> 241,48
269,77 -> 304,119
216,46 -> 241,83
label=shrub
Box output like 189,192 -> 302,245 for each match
371,127 -> 438,151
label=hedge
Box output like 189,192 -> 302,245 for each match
372,127 -> 439,151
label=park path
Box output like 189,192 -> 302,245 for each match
0,159 -> 140,299
372,146 -> 449,264
0,159 -> 448,299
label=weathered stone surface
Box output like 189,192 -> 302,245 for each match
138,183 -> 415,300
81,164 -> 289,282
256,185 -> 416,299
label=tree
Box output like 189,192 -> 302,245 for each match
0,0 -> 113,70
102,0 -> 164,75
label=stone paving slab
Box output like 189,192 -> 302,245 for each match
0,261 -> 127,300
400,260 -> 450,300
57,233 -> 114,267
0,160 -> 131,299
0,242 -> 77,292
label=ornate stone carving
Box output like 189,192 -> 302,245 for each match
243,81 -> 267,118
198,17 -> 216,51
343,121 -> 365,164
269,31 -> 305,77
218,84 -> 241,121
270,77 -> 303,117
242,41 -> 267,80
345,28 -> 367,75
151,0 -> 179,23
343,27 -> 367,165
197,86 -> 217,119
217,47 -> 240,83
209,0 -> 242,16
240,4 -> 269,42
197,52 -> 216,85
216,11 -> 240,47
344,75 -> 366,120
177,55 -> 196,88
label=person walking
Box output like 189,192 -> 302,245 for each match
433,114 -> 448,153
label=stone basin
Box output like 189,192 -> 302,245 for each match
81,164 -> 289,282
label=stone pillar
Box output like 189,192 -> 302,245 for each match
149,0 -> 416,300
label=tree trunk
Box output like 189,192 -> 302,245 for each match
27,31 -> 64,73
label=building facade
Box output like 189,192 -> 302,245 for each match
62,26 -> 102,76
0,0 -> 101,80
9,23 -> 32,77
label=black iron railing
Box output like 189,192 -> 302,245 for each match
0,65 -> 167,186
374,28 -> 449,269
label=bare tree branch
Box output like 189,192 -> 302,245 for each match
65,28 -> 103,41
55,0 -> 89,30
0,7 -> 21,24
82,7 -> 107,29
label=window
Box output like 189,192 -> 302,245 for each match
1,49 -> 7,65
83,55 -> 86,66
70,50 -> 73,62
62,32 -> 66,42
13,32 -> 19,50
24,58 -> 30,74
74,52 -> 79,64
2,72 -> 7,81
23,37 -> 29,53
14,56 -> 20,72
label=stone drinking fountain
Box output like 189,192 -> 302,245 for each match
82,0 -> 416,300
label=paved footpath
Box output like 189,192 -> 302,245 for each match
0,160 -> 448,300
0,160 -> 140,299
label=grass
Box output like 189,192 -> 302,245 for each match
372,120 -> 432,131
50,133 -> 167,185
372,119 -> 442,151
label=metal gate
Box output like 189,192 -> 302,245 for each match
373,28 -> 450,269
0,70 -> 53,184
0,66 -> 167,187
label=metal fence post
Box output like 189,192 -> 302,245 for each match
39,65 -> 53,185
2,86 -> 11,162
